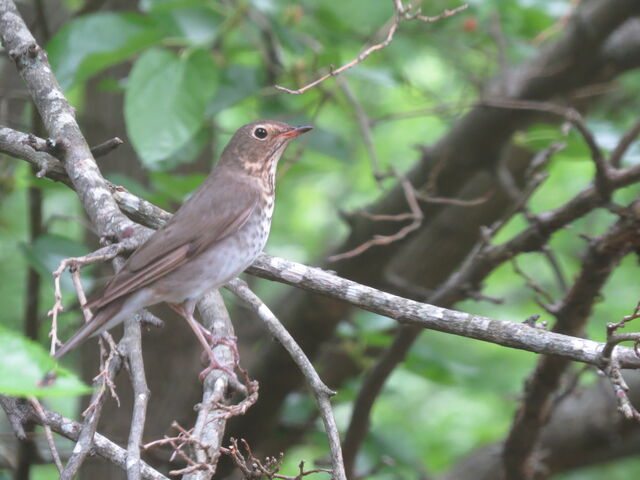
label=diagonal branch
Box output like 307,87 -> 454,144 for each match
226,279 -> 347,480
0,0 -> 137,241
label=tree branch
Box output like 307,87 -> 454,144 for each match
0,0 -> 137,241
0,395 -> 169,480
502,199 -> 640,479
227,279 -> 346,480
123,315 -> 150,480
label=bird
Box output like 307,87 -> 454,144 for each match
53,120 -> 312,369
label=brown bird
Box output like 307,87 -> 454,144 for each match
54,120 -> 312,367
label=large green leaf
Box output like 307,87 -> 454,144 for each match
0,327 -> 90,397
48,12 -> 162,91
124,48 -> 218,169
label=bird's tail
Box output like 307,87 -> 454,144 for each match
53,299 -> 125,360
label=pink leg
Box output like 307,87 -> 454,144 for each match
195,323 -> 239,362
168,302 -> 235,379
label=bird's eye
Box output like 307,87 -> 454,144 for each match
253,127 -> 268,139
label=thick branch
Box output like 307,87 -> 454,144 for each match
123,316 -> 150,480
247,254 -> 640,368
0,0 -> 137,240
181,290 -> 239,480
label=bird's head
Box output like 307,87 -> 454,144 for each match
219,120 -> 312,178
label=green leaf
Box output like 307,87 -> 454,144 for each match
207,65 -> 262,115
20,234 -> 91,293
124,48 -> 218,169
0,327 -> 91,397
149,171 -> 206,205
48,12 -> 162,91
152,6 -> 221,46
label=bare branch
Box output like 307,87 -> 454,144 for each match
221,438 -> 332,479
0,126 -> 70,185
123,315 -> 150,480
59,342 -> 124,479
336,76 -> 385,181
0,0 -> 138,240
90,136 -> 124,158
181,290 -> 254,480
47,241 -> 137,355
0,395 -> 169,480
28,397 -> 63,473
227,279 -> 347,480
328,170 -> 423,261
502,200 -> 640,480
479,97 -> 612,197
610,118 -> 640,168
247,253 -> 640,368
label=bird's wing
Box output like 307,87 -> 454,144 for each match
88,170 -> 259,310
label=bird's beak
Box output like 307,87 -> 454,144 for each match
279,125 -> 313,138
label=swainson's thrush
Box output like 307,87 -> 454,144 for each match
54,120 -> 312,362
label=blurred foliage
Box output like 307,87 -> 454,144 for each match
1,0 -> 640,478
0,326 -> 90,397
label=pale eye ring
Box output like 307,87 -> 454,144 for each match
253,127 -> 268,140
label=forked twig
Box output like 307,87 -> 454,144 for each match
275,2 -> 468,94
28,397 -> 63,472
47,241 -> 134,355
329,170 -> 423,261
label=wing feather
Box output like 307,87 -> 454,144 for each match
88,169 -> 259,310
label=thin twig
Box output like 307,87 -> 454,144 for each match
275,3 -> 468,94
90,136 -> 124,158
28,397 -> 63,473
336,75 -> 385,181
59,344 -> 123,480
480,97 -> 612,197
511,258 -> 555,306
610,118 -> 640,168
221,438 -> 332,479
328,170 -> 423,261
47,241 -> 133,355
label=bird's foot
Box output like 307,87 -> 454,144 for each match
196,322 -> 237,346
199,329 -> 238,355
198,357 -> 236,382
168,302 -> 239,382
198,334 -> 239,382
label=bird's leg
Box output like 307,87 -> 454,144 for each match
168,302 -> 235,380
194,322 -> 239,363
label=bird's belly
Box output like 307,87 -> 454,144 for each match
150,215 -> 270,303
